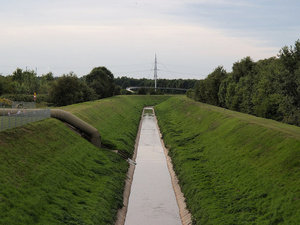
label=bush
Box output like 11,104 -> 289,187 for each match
49,73 -> 96,106
137,87 -> 147,95
186,89 -> 195,99
85,67 -> 115,99
0,94 -> 48,103
0,98 -> 12,107
114,85 -> 121,95
148,88 -> 156,95
120,89 -> 132,95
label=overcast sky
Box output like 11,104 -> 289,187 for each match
0,0 -> 299,79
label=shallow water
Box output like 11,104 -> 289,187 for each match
124,108 -> 181,225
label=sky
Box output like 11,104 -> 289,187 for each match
0,0 -> 299,79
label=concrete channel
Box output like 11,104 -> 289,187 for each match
121,107 -> 191,225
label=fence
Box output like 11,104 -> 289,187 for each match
12,101 -> 35,109
0,109 -> 51,132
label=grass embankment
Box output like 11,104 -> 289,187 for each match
0,95 -> 170,224
155,96 -> 300,225
62,95 -> 171,157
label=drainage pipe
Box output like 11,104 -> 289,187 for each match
0,108 -> 101,148
50,109 -> 101,148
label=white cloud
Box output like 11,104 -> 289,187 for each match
0,16 -> 278,78
0,0 -> 297,78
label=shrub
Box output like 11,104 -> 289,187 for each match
49,73 -> 96,106
0,94 -> 48,103
120,89 -> 132,95
137,87 -> 147,95
0,98 -> 12,107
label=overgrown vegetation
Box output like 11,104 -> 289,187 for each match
191,39 -> 300,126
0,95 -> 170,224
155,96 -> 300,224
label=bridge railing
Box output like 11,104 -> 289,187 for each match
0,109 -> 51,132
126,86 -> 188,92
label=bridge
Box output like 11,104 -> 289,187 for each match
126,86 -> 188,93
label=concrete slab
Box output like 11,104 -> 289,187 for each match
124,108 -> 181,225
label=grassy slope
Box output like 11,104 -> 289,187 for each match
0,95 -> 170,225
62,95 -> 171,156
155,96 -> 300,225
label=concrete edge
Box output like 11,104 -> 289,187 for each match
114,108 -> 144,225
153,107 -> 193,225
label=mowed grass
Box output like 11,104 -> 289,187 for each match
0,95 -> 170,225
62,95 -> 171,157
0,119 -> 126,225
155,96 -> 300,225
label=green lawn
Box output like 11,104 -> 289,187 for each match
155,96 -> 300,225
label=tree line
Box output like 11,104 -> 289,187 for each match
189,39 -> 300,126
0,67 -> 115,106
115,77 -> 197,94
0,66 -> 196,107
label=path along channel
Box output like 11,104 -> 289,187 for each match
123,107 -> 190,225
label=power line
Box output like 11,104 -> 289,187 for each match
157,62 -> 179,79
113,58 -> 201,79
114,69 -> 152,74
147,62 -> 155,79
158,62 -> 200,77
159,69 -> 200,77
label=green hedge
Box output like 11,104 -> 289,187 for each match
0,94 -> 48,103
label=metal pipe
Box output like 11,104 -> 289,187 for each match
50,109 -> 101,148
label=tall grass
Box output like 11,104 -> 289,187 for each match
155,96 -> 300,224
0,95 -> 170,224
